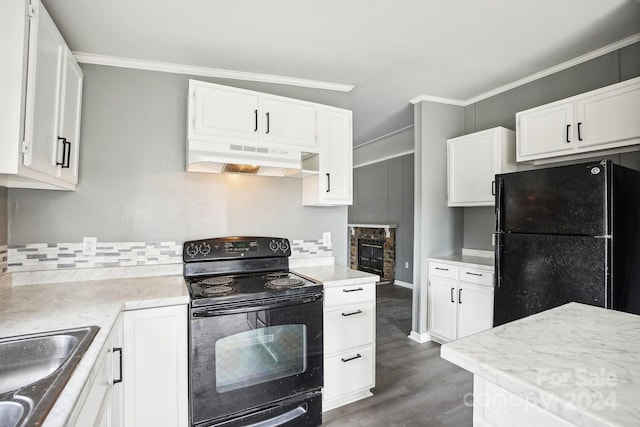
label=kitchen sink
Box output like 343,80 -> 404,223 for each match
0,326 -> 99,426
0,401 -> 25,427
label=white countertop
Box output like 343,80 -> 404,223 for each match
0,275 -> 189,427
293,264 -> 379,287
441,303 -> 640,427
427,254 -> 494,270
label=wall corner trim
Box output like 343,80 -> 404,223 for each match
408,331 -> 432,343
72,52 -> 356,92
409,95 -> 467,106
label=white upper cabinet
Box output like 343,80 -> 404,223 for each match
0,0 -> 83,190
188,80 -> 317,151
517,76 -> 640,164
302,106 -> 353,206
191,82 -> 261,143
447,127 -> 516,207
261,96 -> 317,149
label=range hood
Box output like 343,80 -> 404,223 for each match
187,140 -> 302,177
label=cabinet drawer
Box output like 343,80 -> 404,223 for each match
429,263 -> 457,280
325,283 -> 375,307
459,268 -> 493,287
324,303 -> 374,354
324,347 -> 374,400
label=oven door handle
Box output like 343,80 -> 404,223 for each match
245,404 -> 307,427
192,294 -> 323,317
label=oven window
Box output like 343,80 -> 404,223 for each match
215,324 -> 307,393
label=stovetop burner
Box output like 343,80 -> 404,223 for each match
265,278 -> 304,289
200,276 -> 235,286
202,285 -> 235,296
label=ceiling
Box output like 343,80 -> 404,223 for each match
42,0 -> 640,146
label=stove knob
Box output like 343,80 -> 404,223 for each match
186,243 -> 199,258
279,239 -> 290,252
269,240 -> 279,252
200,242 -> 211,256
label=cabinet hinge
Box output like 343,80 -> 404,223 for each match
27,0 -> 36,18
21,140 -> 30,155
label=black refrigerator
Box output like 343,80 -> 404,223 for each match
493,159 -> 640,326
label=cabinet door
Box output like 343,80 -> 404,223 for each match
23,0 -> 64,178
517,101 -> 575,160
57,47 -> 82,184
428,278 -> 457,341
190,81 -> 261,143
123,305 -> 188,427
576,79 -> 640,150
456,283 -> 493,339
111,314 -> 124,427
317,108 -> 353,205
262,96 -> 317,149
448,132 -> 496,206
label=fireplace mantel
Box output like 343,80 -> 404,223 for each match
348,224 -> 397,238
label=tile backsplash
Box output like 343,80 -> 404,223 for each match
6,239 -> 332,273
0,245 -> 7,274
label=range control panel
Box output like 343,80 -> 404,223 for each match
183,236 -> 292,261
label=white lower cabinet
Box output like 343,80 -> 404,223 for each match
427,262 -> 494,343
72,314 -> 123,427
323,280 -> 376,411
123,304 -> 188,427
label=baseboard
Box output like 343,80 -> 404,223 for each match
408,331 -> 432,343
393,280 -> 413,289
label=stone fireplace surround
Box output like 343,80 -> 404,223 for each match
348,224 -> 397,283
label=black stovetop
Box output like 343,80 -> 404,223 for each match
185,270 -> 322,307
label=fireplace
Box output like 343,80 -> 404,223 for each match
358,239 -> 384,275
349,224 -> 396,283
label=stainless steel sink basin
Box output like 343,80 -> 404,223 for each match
0,401 -> 25,427
0,333 -> 79,394
0,326 -> 99,426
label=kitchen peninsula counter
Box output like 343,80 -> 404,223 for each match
0,275 -> 189,426
441,303 -> 640,427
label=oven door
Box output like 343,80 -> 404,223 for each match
189,292 -> 323,426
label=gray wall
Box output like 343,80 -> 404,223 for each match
7,64 -> 352,264
413,101 -> 464,335
462,41 -> 640,250
353,126 -> 414,167
349,153 -> 414,283
0,187 -> 7,245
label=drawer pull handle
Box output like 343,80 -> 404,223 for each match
466,272 -> 483,277
435,267 -> 449,271
341,354 -> 362,363
343,287 -> 363,293
113,347 -> 123,384
342,310 -> 363,317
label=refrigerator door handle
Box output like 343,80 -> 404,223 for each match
495,177 -> 504,232
594,235 -> 612,239
495,232 -> 502,288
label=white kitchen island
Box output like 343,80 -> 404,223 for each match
441,303 -> 640,427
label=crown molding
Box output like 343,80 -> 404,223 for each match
408,94 -> 466,106
409,33 -> 640,107
354,124 -> 414,150
72,52 -> 355,92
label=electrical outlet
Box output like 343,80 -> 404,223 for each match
405,261 -> 409,269
322,232 -> 331,246
83,237 -> 97,256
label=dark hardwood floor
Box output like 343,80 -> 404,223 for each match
322,284 -> 473,427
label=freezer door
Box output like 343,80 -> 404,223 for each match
496,161 -> 606,235
494,233 -> 608,326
